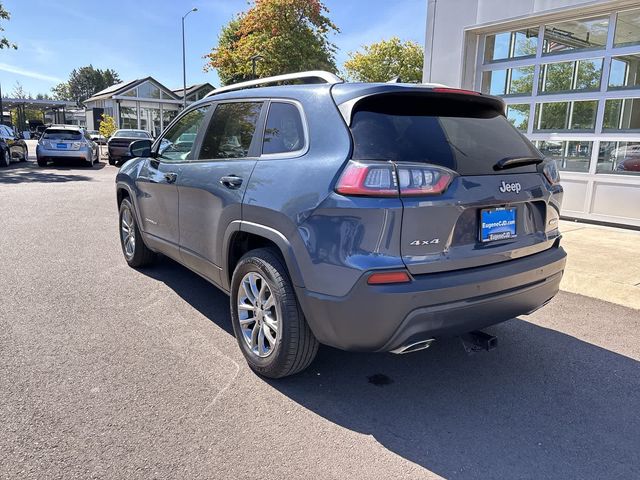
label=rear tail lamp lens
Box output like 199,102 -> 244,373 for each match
336,161 -> 455,197
367,271 -> 411,285
335,161 -> 398,197
396,165 -> 454,196
542,160 -> 561,185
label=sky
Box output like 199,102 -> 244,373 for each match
0,0 -> 426,97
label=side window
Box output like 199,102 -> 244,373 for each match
198,102 -> 262,159
158,105 -> 210,162
262,102 -> 305,155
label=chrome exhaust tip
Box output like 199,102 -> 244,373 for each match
390,338 -> 435,355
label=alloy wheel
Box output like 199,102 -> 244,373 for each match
120,207 -> 136,259
237,272 -> 279,357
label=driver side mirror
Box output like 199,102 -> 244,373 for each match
129,139 -> 153,158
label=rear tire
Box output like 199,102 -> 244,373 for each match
119,198 -> 155,268
108,157 -> 116,166
37,157 -> 47,167
19,147 -> 27,162
230,248 -> 318,378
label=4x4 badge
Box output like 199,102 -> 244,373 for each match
410,238 -> 440,246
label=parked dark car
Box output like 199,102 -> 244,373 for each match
0,124 -> 28,167
115,71 -> 567,378
107,129 -> 152,166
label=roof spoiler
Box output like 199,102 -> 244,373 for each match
336,87 -> 504,126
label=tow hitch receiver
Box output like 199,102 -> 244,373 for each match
460,330 -> 498,355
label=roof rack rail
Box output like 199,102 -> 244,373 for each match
204,70 -> 343,98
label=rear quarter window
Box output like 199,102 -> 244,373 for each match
262,102 -> 305,155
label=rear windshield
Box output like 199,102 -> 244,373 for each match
114,130 -> 150,138
43,129 -> 82,140
350,95 -> 541,175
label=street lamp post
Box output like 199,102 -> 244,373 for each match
182,7 -> 198,109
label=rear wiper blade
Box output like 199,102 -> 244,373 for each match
493,156 -> 543,171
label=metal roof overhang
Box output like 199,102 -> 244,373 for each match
1,98 -> 76,110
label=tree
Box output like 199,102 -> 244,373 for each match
99,113 -> 117,138
11,81 -> 29,99
51,82 -> 71,101
344,37 -> 424,83
52,65 -> 120,104
204,0 -> 339,86
0,2 -> 16,50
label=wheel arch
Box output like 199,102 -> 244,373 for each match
222,221 -> 305,291
116,181 -> 146,237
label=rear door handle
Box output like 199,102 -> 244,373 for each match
164,172 -> 178,184
220,175 -> 243,189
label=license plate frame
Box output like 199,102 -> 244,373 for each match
480,207 -> 517,243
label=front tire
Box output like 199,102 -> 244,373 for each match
19,147 -> 27,162
37,157 -> 47,167
119,198 -> 155,268
230,248 -> 318,378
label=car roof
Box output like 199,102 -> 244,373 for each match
46,125 -> 81,131
190,81 -> 503,113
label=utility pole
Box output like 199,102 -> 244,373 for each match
182,7 -> 198,109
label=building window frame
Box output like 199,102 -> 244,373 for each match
476,10 -> 640,178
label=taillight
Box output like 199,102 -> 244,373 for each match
396,164 -> 455,196
335,161 -> 398,197
335,160 -> 455,197
542,159 -> 561,185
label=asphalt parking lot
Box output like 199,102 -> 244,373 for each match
1,157 -> 639,479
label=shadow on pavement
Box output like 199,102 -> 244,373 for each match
0,160 -> 101,183
140,255 -> 234,336
140,256 -> 640,478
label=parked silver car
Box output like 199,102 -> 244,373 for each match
36,126 -> 99,167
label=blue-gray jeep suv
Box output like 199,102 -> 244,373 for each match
115,71 -> 566,378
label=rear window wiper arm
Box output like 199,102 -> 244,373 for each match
493,156 -> 543,171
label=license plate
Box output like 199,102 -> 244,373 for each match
480,207 -> 517,242
56,143 -> 67,149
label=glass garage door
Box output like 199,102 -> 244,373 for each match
477,8 -> 640,227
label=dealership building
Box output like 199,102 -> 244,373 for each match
83,78 -> 214,138
424,0 -> 640,227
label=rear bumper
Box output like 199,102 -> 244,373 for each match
108,145 -> 130,160
36,146 -> 92,161
296,245 -> 567,352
